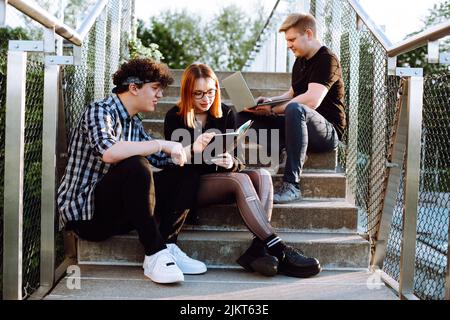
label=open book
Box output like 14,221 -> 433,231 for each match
215,120 -> 254,136
213,120 -> 254,154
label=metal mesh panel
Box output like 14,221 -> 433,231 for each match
413,72 -> 449,300
311,0 -> 449,300
55,0 -> 127,272
0,49 -> 6,299
63,0 -> 127,136
384,73 -> 450,300
383,156 -> 406,283
120,0 -> 133,60
22,54 -> 44,299
57,0 -> 131,267
312,0 -> 400,238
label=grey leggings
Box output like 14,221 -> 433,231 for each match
196,169 -> 274,240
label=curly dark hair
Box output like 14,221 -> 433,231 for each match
112,58 -> 174,94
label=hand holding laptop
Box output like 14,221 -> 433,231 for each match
242,97 -> 274,115
222,72 -> 291,113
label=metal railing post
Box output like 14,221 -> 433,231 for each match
344,10 -> 359,208
0,0 -> 8,26
3,48 -> 27,300
94,9 -> 106,100
372,80 -> 408,268
399,75 -> 423,300
38,27 -> 59,296
368,52 -> 387,237
446,217 -> 450,300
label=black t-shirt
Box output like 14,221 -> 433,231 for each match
291,46 -> 346,140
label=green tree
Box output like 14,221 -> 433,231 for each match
137,10 -> 206,69
137,4 -> 265,71
205,5 -> 264,71
0,27 -> 30,73
398,0 -> 450,74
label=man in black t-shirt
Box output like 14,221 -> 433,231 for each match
237,13 -> 346,204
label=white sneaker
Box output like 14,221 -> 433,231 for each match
143,249 -> 184,284
167,243 -> 207,275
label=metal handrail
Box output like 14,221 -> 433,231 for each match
388,21 -> 450,57
247,0 -> 281,60
347,0 -> 392,50
76,0 -> 108,40
348,0 -> 450,57
7,0 -> 108,46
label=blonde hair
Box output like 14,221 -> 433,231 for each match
279,13 -> 317,37
177,63 -> 222,128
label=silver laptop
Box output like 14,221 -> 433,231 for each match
222,71 -> 291,112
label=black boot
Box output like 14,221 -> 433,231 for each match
277,245 -> 321,278
236,238 -> 278,277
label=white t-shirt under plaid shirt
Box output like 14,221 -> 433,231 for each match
57,93 -> 172,227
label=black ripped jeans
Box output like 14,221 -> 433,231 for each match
237,102 -> 339,184
66,156 -> 200,256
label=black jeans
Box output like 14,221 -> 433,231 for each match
66,156 -> 200,256
237,102 -> 339,184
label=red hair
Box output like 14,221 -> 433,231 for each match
177,63 -> 222,128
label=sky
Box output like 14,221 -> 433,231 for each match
135,0 -> 443,44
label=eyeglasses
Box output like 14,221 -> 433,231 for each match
192,89 -> 217,100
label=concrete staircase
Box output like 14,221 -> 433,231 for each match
45,71 -> 397,300
76,70 -> 370,271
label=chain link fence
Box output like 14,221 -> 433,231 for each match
58,0 -> 134,266
0,48 -> 6,299
383,72 -> 450,300
0,49 -> 45,300
63,0 -> 133,136
311,0 -> 400,240
310,0 -> 449,300
22,55 -> 45,299
1,0 -> 134,299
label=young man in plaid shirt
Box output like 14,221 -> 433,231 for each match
57,59 -> 215,284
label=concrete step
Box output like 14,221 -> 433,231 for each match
244,143 -> 337,172
169,70 -> 291,89
273,173 -> 346,198
143,119 -> 165,139
46,266 -> 398,300
162,85 -> 288,101
78,230 -> 370,269
190,200 -> 357,233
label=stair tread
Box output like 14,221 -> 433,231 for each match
107,230 -> 367,244
45,266 -> 398,300
204,199 -> 355,209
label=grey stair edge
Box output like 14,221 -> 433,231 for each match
77,231 -> 369,268
93,230 -> 368,244
76,260 -> 368,273
198,200 -> 356,209
182,225 -> 358,234
177,230 -> 368,243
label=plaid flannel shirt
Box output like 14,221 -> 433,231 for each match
57,93 -> 171,227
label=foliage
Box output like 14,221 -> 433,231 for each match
205,5 -> 265,71
398,0 -> 450,74
137,10 -> 206,69
0,27 -> 31,73
127,38 -> 164,62
8,0 -> 95,39
137,4 -> 265,71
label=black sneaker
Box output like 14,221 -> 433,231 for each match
236,239 -> 279,277
278,246 -> 321,278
